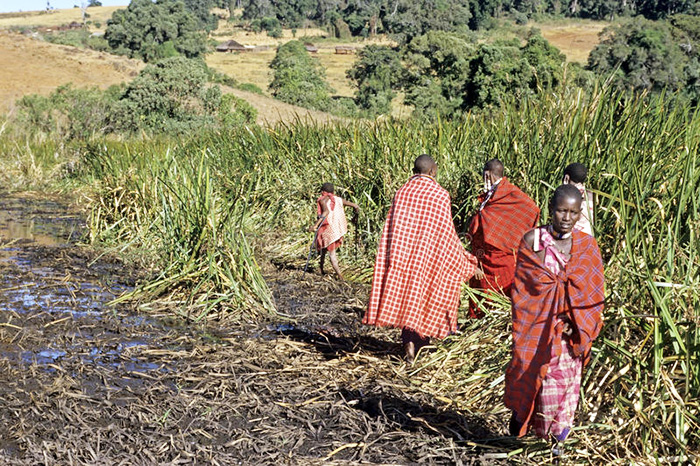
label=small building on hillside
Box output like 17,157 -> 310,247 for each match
304,43 -> 318,54
335,45 -> 355,55
216,40 -> 248,53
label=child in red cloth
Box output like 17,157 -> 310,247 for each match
309,182 -> 359,280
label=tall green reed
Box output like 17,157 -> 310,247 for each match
83,141 -> 275,321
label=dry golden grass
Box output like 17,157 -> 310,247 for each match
207,19 -> 394,97
0,5 -> 125,31
534,20 -> 608,63
207,48 -> 357,97
0,30 -> 142,112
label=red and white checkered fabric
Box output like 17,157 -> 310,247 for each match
315,195 -> 348,250
363,175 -> 478,339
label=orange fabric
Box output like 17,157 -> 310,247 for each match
363,175 -> 478,339
504,230 -> 605,437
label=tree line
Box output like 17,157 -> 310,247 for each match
235,0 -> 700,40
269,14 -> 699,118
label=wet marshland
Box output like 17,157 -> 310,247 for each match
0,193 -> 522,465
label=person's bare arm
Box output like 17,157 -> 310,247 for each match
342,198 -> 360,213
310,199 -> 330,232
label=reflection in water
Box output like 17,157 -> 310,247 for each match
0,194 -> 167,375
0,196 -> 81,247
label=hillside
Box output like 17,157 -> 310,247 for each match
0,30 -> 142,112
0,6 -> 124,31
0,29 -> 340,126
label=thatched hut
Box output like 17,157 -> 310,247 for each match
335,45 -> 355,55
304,43 -> 319,53
216,40 -> 248,53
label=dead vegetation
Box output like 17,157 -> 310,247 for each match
0,194 -> 530,465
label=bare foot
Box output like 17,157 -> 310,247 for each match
404,341 -> 415,364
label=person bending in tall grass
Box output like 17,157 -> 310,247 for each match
562,163 -> 595,236
505,184 -> 605,457
309,182 -> 360,280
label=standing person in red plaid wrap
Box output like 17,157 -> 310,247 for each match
467,159 -> 540,317
310,182 -> 360,281
363,154 -> 481,363
505,184 -> 604,459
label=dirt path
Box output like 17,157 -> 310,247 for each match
0,193 -> 514,465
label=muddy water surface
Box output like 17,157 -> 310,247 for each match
0,193 -> 510,465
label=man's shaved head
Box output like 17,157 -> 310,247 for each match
484,159 -> 504,178
563,163 -> 588,184
551,184 -> 582,208
413,154 -> 437,175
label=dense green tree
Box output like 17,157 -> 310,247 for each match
238,0 -> 700,33
465,32 -> 567,108
269,40 -> 333,110
346,45 -> 402,114
463,39 -> 531,108
587,17 -> 688,92
399,30 -> 569,117
182,0 -> 220,31
342,0 -> 382,36
105,0 -> 207,62
382,0 -> 472,44
401,31 -> 476,116
115,57 -> 215,131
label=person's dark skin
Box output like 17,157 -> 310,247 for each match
522,194 -> 582,335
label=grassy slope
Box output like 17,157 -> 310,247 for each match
0,6 -> 124,31
0,30 -> 143,112
536,20 -> 608,64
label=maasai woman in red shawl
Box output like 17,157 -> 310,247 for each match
505,184 -> 604,458
310,182 -> 359,280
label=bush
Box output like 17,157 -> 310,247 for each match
269,40 -> 333,110
220,94 -> 258,125
16,84 -> 117,139
514,11 -> 529,25
44,29 -> 109,52
12,58 -> 259,138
